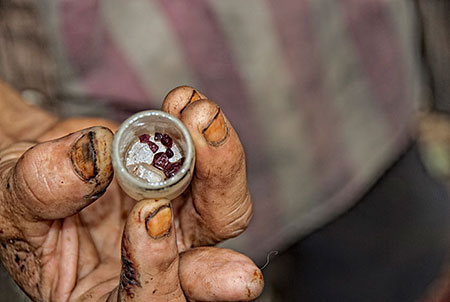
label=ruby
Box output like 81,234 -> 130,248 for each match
154,132 -> 163,141
139,134 -> 150,143
165,162 -> 182,178
165,148 -> 174,158
147,141 -> 159,153
161,134 -> 173,148
164,157 -> 185,178
153,152 -> 169,170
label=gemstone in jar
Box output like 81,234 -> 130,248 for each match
165,148 -> 174,158
153,152 -> 170,170
139,134 -> 150,143
164,159 -> 184,178
147,141 -> 159,153
161,134 -> 173,148
154,132 -> 163,141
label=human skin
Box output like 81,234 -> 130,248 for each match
0,82 -> 264,301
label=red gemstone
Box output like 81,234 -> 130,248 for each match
153,152 -> 169,170
161,134 -> 173,148
165,148 -> 174,158
154,132 -> 163,141
164,157 -> 185,178
139,134 -> 150,143
165,162 -> 182,178
147,141 -> 159,153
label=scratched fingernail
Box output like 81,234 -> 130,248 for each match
203,107 -> 228,146
71,127 -> 114,188
71,131 -> 98,181
145,205 -> 172,239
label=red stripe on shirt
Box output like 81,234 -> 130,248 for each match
156,0 -> 254,140
59,0 -> 151,107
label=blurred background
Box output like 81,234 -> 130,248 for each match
1,0 -> 450,301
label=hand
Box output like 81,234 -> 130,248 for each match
0,82 -> 263,301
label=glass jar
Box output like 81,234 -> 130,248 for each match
112,110 -> 195,201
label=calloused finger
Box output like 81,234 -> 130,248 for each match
106,199 -> 185,302
4,126 -> 113,223
179,247 -> 264,301
163,87 -> 252,248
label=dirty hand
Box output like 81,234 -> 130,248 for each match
0,83 -> 263,301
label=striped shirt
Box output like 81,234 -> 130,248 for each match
1,0 -> 423,261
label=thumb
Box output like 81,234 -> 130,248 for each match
4,126 -> 113,222
108,199 -> 185,302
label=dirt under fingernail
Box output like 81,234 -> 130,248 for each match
145,205 -> 172,239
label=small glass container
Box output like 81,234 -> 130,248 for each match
112,110 -> 195,201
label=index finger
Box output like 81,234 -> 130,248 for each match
162,86 -> 252,248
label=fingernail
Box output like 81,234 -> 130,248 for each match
71,127 -> 113,186
145,205 -> 172,239
71,131 -> 98,181
190,89 -> 202,102
203,108 -> 228,146
180,89 -> 202,113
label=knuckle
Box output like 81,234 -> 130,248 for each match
209,194 -> 253,241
